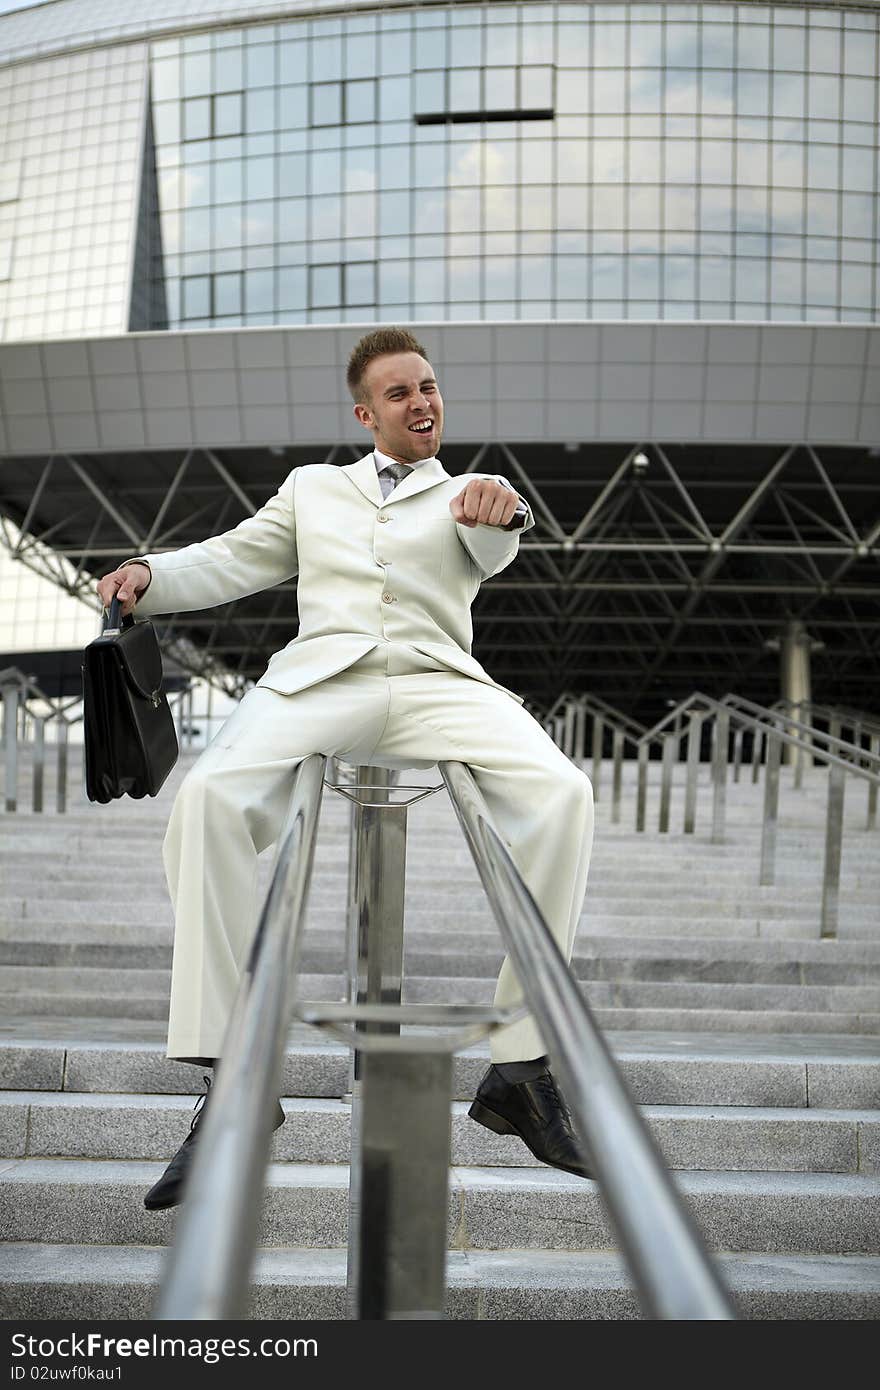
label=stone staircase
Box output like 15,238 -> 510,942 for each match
1,745 -> 879,1318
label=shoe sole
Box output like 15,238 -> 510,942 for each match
468,1099 -> 593,1180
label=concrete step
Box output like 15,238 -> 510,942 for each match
3,1028 -> 877,1109
2,1244 -> 879,1320
2,1092 -> 877,1175
2,1160 -> 878,1255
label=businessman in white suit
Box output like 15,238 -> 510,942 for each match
97,327 -> 594,1210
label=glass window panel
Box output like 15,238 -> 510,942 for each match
806,190 -> 838,235
664,184 -> 697,228
556,70 -> 588,115
665,141 -> 697,182
380,76 -> 410,121
521,256 -> 551,297
182,166 -> 211,208
346,79 -> 376,123
485,255 -> 516,298
841,262 -> 871,305
312,83 -> 342,126
246,88 -> 275,133
214,92 -> 242,137
665,255 -> 696,297
344,261 -> 375,305
556,23 -> 590,68
738,141 -> 768,185
485,67 -> 517,109
413,141 -> 447,188
737,70 -> 770,115
279,86 -> 308,130
593,22 -> 627,67
378,190 -> 410,236
183,207 -> 211,251
773,73 -> 805,118
630,253 -> 661,296
556,184 -> 588,228
448,256 -> 480,298
152,58 -> 180,102
278,198 -> 307,240
412,259 -> 445,301
521,140 -> 552,183
246,44 -> 275,89
344,146 -> 377,193
278,41 -> 307,84
629,23 -> 662,67
312,37 -> 343,82
214,271 -> 242,315
843,78 -> 875,123
278,266 -> 307,309
415,27 -> 447,70
556,254 -> 588,296
593,185 -> 625,226
664,68 -> 698,114
345,191 -> 376,237
591,253 -> 624,297
450,69 -> 481,112
246,154 -> 275,200
484,185 -> 516,230
841,192 -> 873,237
346,33 -> 375,79
449,188 -> 480,232
594,69 -> 627,112
772,142 -> 804,187
183,97 -> 211,141
737,24 -> 771,69
415,70 -> 445,113
448,140 -> 481,186
379,258 -> 411,303
153,102 -> 181,144
809,26 -> 840,74
805,260 -> 836,305
629,184 -> 661,226
808,74 -> 839,120
521,66 -> 554,109
734,256 -> 767,301
244,201 -> 274,247
773,27 -> 807,72
703,68 -> 734,113
485,22 -> 518,67
699,256 -> 732,299
182,52 -> 211,97
451,26 -> 483,67
310,148 -> 341,195
213,204 -> 243,250
702,139 -> 733,182
182,274 -> 210,317
280,152 -> 307,194
842,146 -> 873,192
771,188 -> 803,232
630,68 -> 662,113
310,263 -> 340,307
844,29 -> 876,78
379,142 -> 410,189
522,23 -> 553,65
312,194 -> 342,239
702,22 -> 735,68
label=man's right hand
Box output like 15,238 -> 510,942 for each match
96,562 -> 151,619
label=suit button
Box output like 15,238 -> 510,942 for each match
377,514 -> 389,523
381,592 -> 395,604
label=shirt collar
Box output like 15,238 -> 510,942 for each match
373,447 -> 436,474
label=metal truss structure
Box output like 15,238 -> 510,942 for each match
1,440 -> 878,723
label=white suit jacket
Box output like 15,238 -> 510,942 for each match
130,452 -> 536,704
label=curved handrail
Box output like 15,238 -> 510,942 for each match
155,753 -> 326,1320
441,759 -> 735,1320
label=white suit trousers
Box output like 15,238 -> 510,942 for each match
161,642 -> 594,1064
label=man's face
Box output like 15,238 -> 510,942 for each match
353,352 -> 444,464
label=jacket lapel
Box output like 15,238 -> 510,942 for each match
340,453 -> 450,508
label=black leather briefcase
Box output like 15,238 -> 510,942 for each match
82,597 -> 179,803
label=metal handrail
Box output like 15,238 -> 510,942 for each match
441,759 -> 735,1320
772,696 -> 880,741
155,753 -> 326,1320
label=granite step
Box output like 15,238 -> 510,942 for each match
2,1244 -> 879,1320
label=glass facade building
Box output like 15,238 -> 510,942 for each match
149,3 -> 880,329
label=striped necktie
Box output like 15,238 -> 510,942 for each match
378,459 -> 412,499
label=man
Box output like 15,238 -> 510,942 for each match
96,327 -> 594,1211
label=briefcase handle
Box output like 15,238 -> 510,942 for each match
103,597 -> 134,634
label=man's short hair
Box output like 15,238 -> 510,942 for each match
346,327 -> 430,403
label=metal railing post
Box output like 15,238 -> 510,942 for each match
3,685 -> 19,813
636,742 -> 649,832
574,696 -> 586,764
821,758 -> 846,941
732,727 -> 743,783
792,701 -> 804,790
659,732 -> 676,833
759,726 -> 781,885
33,716 -> 46,814
683,710 -> 702,834
611,728 -> 624,825
711,710 -> 729,844
346,767 -> 452,1321
55,721 -> 68,814
869,735 -> 879,831
591,715 -> 603,803
563,700 -> 576,759
751,727 -> 764,784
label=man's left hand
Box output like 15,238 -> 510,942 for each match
450,479 -> 519,529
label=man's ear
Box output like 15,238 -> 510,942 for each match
353,401 -> 374,432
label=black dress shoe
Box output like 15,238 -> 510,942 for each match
143,1075 -> 286,1212
468,1064 -> 592,1179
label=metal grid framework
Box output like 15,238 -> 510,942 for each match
1,438 -> 877,723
